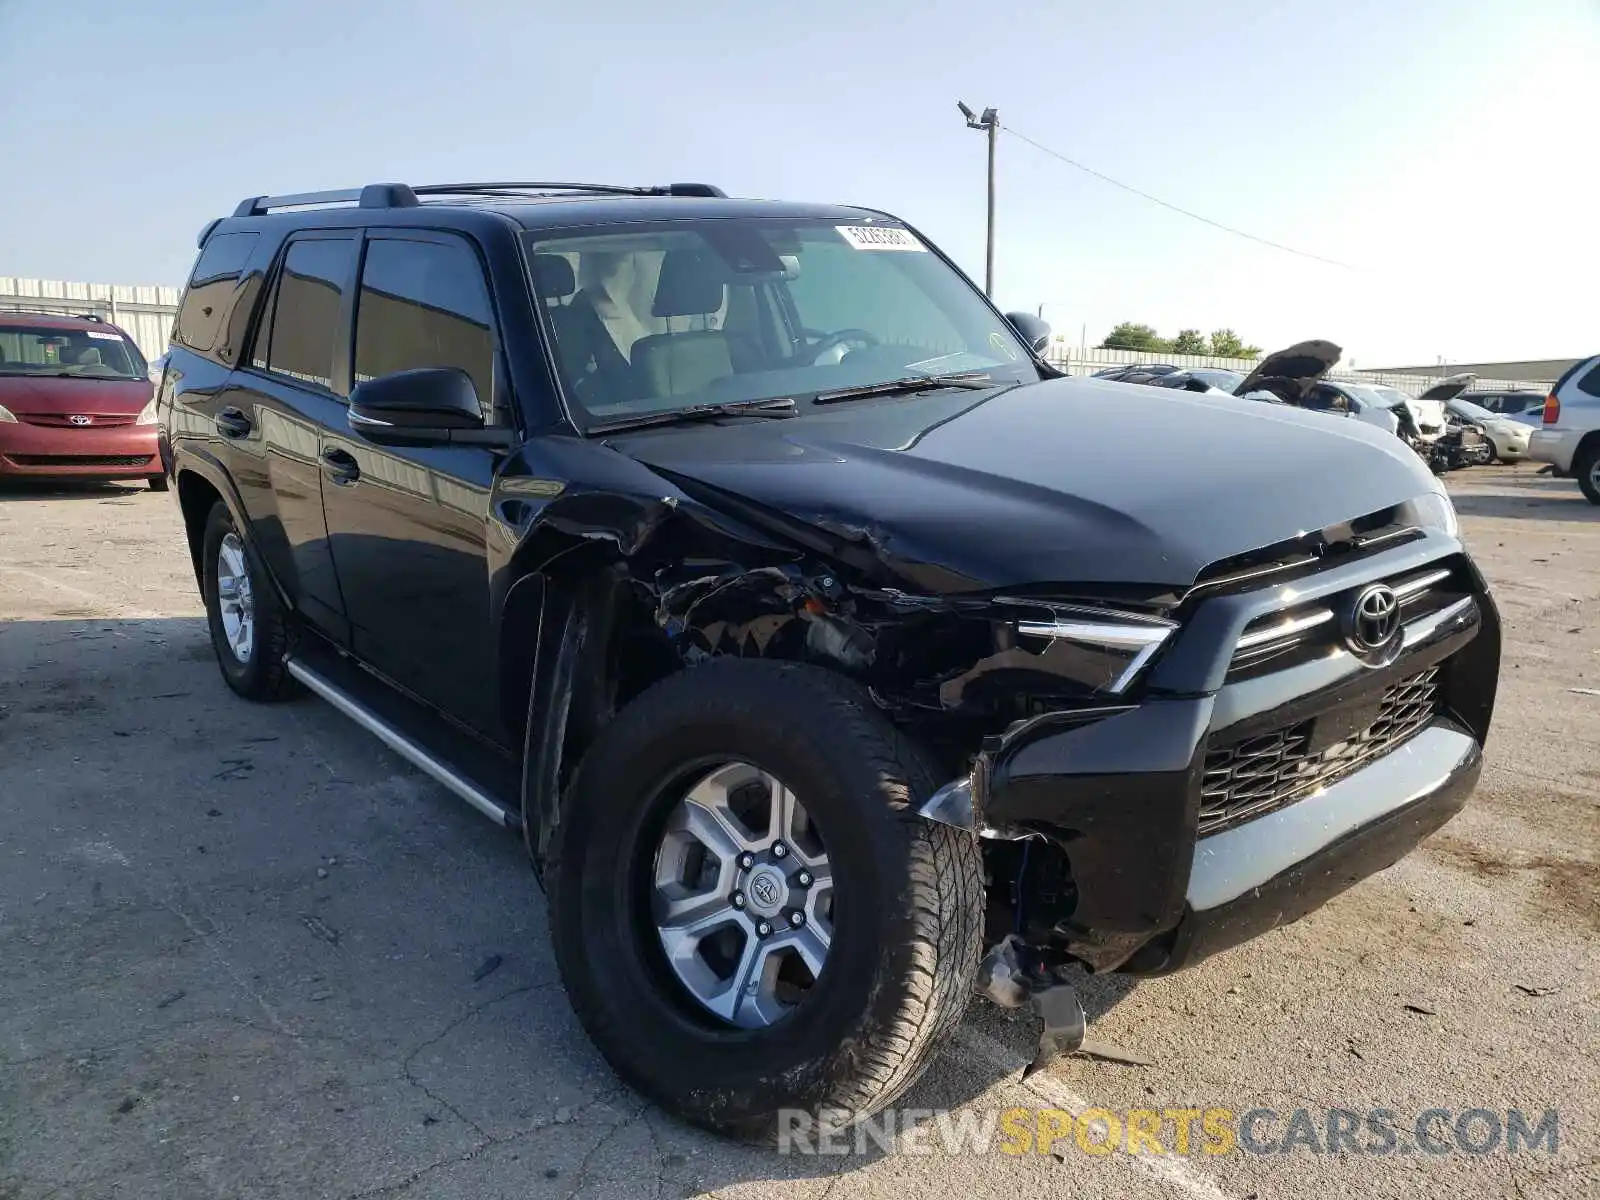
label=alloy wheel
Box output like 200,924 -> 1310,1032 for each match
216,532 -> 255,664
650,761 -> 833,1029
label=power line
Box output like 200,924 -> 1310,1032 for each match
1002,125 -> 1356,271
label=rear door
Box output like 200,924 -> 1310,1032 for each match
216,232 -> 361,642
319,229 -> 507,741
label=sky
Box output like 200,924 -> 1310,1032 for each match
1,0 -> 1594,368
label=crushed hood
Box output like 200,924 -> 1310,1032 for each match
616,375 -> 1437,594
1231,339 -> 1342,404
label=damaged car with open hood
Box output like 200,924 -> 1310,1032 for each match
159,180 -> 1502,1145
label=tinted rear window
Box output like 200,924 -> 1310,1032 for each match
175,232 -> 259,353
258,238 -> 358,393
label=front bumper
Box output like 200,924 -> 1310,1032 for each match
955,533 -> 1500,974
1129,725 -> 1478,973
0,422 -> 158,478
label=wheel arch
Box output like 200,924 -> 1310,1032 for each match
173,451 -> 290,607
498,489 -> 874,871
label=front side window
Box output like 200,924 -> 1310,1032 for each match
522,218 -> 1036,425
257,237 -> 358,393
0,324 -> 145,380
354,237 -> 495,414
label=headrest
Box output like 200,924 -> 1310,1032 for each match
652,250 -> 726,318
75,347 -> 104,366
531,254 -> 576,299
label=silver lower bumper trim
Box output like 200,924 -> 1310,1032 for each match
1187,725 -> 1477,912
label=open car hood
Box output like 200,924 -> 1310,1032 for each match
1231,339 -> 1342,404
1417,373 -> 1477,403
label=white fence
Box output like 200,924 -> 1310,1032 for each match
0,277 -> 1559,397
0,277 -> 180,363
1041,344 -> 1554,397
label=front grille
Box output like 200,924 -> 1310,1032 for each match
1228,561 -> 1464,678
1199,667 -> 1441,835
18,413 -> 137,427
6,454 -> 154,467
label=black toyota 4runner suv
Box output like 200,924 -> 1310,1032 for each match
158,180 -> 1500,1141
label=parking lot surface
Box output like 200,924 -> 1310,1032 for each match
2,464 -> 1596,1199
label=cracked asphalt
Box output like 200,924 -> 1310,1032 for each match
1,462 -> 1596,1199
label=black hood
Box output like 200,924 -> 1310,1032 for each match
614,375 -> 1437,594
1231,339 -> 1342,404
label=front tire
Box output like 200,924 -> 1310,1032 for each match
548,659 -> 983,1143
200,501 -> 298,700
147,474 -> 170,492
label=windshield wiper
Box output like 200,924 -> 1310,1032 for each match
587,396 -> 797,434
814,372 -> 994,405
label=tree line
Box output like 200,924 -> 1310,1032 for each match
1099,322 -> 1263,360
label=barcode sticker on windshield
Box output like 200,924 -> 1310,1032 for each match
86,330 -> 120,340
836,225 -> 925,252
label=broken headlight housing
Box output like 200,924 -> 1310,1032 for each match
1001,601 -> 1177,695
925,598 -> 1178,709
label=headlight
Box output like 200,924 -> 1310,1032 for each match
135,398 -> 158,426
1407,490 -> 1458,539
0,404 -> 16,423
1000,601 -> 1176,695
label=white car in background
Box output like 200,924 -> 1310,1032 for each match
1529,353 -> 1600,504
1363,374 -> 1476,443
1447,397 -> 1532,462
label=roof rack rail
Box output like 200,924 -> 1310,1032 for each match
0,304 -> 106,322
232,179 -> 727,216
412,181 -> 727,198
233,183 -> 420,217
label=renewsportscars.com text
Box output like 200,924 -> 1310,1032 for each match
777,1106 -> 1561,1158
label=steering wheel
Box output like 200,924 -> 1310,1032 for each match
806,328 -> 881,365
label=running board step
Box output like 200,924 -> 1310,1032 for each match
284,657 -> 521,832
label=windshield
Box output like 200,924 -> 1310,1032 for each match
521,218 -> 1038,426
1370,385 -> 1415,410
1450,399 -> 1495,422
0,324 -> 145,381
1190,369 -> 1245,390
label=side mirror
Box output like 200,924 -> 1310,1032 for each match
348,367 -> 505,447
1003,311 -> 1052,355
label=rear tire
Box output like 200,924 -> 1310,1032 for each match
548,659 -> 983,1143
1576,443 -> 1600,506
200,501 -> 298,701
147,474 -> 170,492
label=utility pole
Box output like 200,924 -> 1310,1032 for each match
957,102 -> 999,297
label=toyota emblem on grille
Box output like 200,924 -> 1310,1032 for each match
68,415 -> 93,426
1344,583 -> 1401,661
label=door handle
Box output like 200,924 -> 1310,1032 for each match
215,407 -> 252,438
320,446 -> 361,485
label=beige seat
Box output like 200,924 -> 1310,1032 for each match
629,250 -> 732,397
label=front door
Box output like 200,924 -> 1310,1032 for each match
319,229 -> 507,742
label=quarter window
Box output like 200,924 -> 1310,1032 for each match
257,238 -> 358,393
354,237 -> 495,414
175,232 -> 259,353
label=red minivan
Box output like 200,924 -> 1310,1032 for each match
0,312 -> 163,489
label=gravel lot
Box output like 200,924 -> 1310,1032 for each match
2,463 -> 1596,1199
